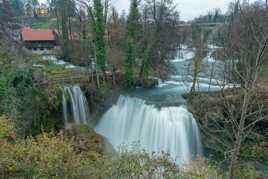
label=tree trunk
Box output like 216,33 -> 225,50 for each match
190,58 -> 200,93
94,45 -> 100,89
228,134 -> 242,179
228,89 -> 250,179
96,70 -> 100,89
112,66 -> 116,86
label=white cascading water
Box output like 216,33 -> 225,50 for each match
62,85 -> 90,128
95,95 -> 203,164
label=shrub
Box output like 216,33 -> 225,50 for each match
0,115 -> 14,140
0,131 -> 112,178
114,145 -> 222,179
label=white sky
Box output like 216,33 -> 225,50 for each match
39,0 -> 260,21
111,0 -> 233,21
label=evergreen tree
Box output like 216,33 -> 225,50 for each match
94,0 -> 106,73
125,0 -> 141,87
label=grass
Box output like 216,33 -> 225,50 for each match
31,22 -> 51,29
44,62 -> 65,74
259,65 -> 268,87
30,17 -> 57,29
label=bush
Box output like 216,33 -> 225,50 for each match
0,115 -> 14,140
0,127 -> 266,179
113,144 -> 223,179
0,130 -> 113,178
0,66 -> 63,136
0,47 -> 71,137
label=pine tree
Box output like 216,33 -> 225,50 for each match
125,0 -> 141,87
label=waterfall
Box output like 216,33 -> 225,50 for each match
95,95 -> 203,164
62,85 -> 90,128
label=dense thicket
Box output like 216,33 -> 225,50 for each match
0,48 -> 63,137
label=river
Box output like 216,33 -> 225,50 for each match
94,46 -> 235,164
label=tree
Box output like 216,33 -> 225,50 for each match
93,0 -> 107,73
193,1 -> 268,178
25,0 -> 34,17
225,2 -> 268,178
125,0 -> 141,87
190,28 -> 206,93
106,7 -> 127,85
54,0 -> 76,60
139,0 -> 180,79
10,0 -> 24,17
190,24 -> 210,93
0,0 -> 16,43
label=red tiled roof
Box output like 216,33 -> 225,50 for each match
21,27 -> 55,41
53,29 -> 78,40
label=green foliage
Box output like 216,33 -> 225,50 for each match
31,17 -> 54,29
0,124 -> 266,178
0,132 -> 111,178
125,43 -> 135,87
138,0 -> 180,80
44,61 -> 65,74
124,0 -> 141,87
114,145 -> 225,179
0,125 -> 115,178
0,50 -> 63,137
93,0 -> 107,72
229,163 -> 268,179
0,115 -> 14,140
115,145 -> 268,179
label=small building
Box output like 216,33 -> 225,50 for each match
35,4 -> 49,17
21,27 -> 57,51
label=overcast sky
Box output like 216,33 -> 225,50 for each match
111,0 -> 235,21
40,0 -> 258,21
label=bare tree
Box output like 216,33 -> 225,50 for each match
193,1 -> 268,178
190,26 -> 207,93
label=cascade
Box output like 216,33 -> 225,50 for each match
95,95 -> 203,164
62,85 -> 90,128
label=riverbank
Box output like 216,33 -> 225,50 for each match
183,88 -> 268,173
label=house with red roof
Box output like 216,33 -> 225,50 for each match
20,27 -> 58,51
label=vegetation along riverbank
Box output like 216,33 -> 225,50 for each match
1,0 -> 268,178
